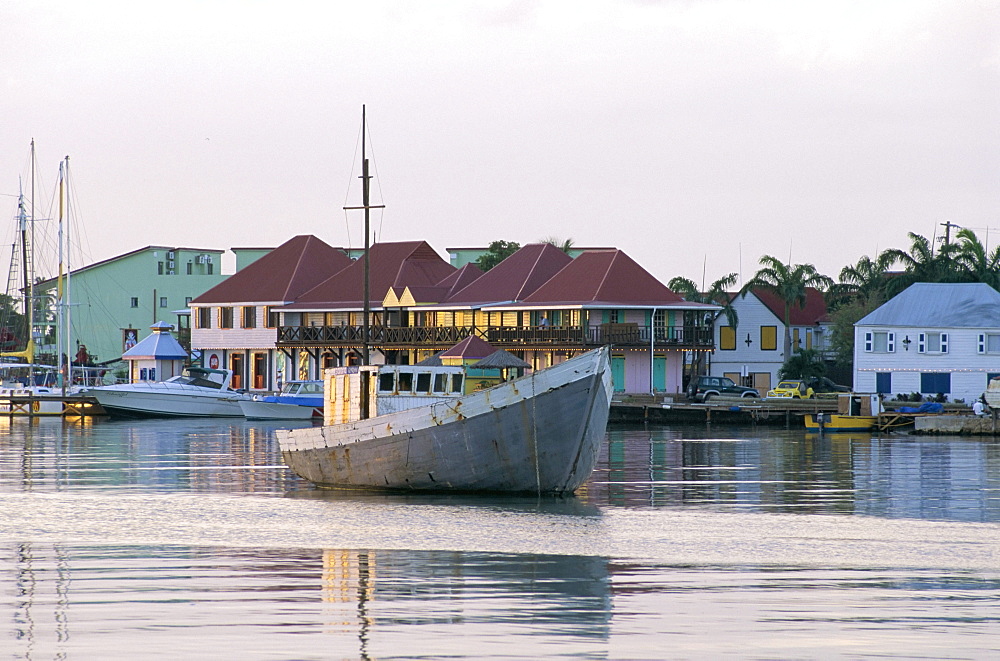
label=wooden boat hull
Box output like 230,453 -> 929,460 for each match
277,346 -> 613,494
805,414 -> 878,432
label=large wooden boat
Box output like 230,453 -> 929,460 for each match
276,345 -> 613,494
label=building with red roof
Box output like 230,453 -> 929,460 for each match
710,287 -> 832,393
190,235 -> 352,389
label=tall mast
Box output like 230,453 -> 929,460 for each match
57,159 -> 65,391
64,156 -> 72,390
362,105 -> 370,366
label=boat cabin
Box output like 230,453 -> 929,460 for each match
323,364 -> 465,425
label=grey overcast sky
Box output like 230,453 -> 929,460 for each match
2,0 -> 997,286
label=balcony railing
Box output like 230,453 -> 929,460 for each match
277,323 -> 713,350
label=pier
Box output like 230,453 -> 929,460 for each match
0,394 -> 105,417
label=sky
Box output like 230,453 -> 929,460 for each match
1,0 -> 997,288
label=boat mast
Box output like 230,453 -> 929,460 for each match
57,159 -> 65,392
343,106 -> 384,367
362,105 -> 370,366
64,156 -> 72,391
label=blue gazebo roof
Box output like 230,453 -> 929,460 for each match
122,322 -> 188,360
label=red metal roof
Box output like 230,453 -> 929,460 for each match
192,235 -> 351,304
438,335 -> 497,359
522,250 -> 686,305
286,241 -> 455,308
445,243 -> 572,304
751,287 -> 828,325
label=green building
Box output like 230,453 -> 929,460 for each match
34,246 -> 227,365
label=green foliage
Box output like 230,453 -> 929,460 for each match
778,348 -> 827,380
475,240 -> 521,272
540,236 -> 575,253
742,256 -> 833,357
826,298 -> 877,368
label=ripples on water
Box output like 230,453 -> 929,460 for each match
1,417 -> 999,659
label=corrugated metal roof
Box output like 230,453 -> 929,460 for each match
122,325 -> 188,360
285,241 -> 455,309
750,288 -> 828,325
438,335 -> 497,359
192,235 -> 351,304
445,244 -> 572,304
523,250 -> 685,306
857,282 -> 1000,327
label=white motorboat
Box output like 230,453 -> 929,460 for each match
238,380 -> 324,420
86,367 -> 249,417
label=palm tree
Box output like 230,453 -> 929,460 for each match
741,256 -> 833,358
881,232 -> 962,295
539,236 -> 575,253
953,228 -> 1000,289
668,272 -> 738,379
828,252 -> 897,309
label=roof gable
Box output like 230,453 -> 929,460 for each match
523,249 -> 683,305
192,235 -> 350,304
439,335 -> 497,359
445,243 -> 572,304
858,282 -> 1000,327
750,287 -> 828,325
290,241 -> 455,307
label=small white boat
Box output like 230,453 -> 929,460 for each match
239,380 -> 324,420
86,367 -> 248,417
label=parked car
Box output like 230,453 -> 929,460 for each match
766,380 -> 815,399
806,376 -> 851,394
687,376 -> 759,402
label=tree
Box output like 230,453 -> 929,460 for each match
668,272 -> 738,379
539,236 -> 575,253
880,232 -> 962,296
475,240 -> 521,272
778,348 -> 827,380
953,228 -> 1000,289
741,256 -> 833,359
828,252 -> 897,310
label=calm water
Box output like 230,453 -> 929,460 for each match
1,418 -> 999,660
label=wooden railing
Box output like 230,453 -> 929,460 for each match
277,323 -> 713,350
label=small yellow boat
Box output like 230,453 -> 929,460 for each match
804,413 -> 878,432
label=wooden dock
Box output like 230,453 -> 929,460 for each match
0,394 -> 106,417
610,394 -> 838,426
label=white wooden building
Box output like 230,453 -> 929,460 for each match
710,288 -> 831,392
853,282 -> 1000,402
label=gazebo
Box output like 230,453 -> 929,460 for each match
121,321 -> 189,382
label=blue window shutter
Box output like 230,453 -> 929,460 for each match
887,332 -> 895,353
941,333 -> 949,353
864,331 -> 873,352
979,333 -> 986,354
918,332 -> 926,353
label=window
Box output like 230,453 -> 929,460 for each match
433,373 -> 447,393
760,326 -> 777,351
219,307 -> 234,329
978,333 -> 1000,354
918,332 -> 948,354
207,262 -> 214,275
378,372 -> 395,392
719,326 -> 736,350
864,331 -> 896,353
416,373 -> 431,393
185,297 -> 192,306
159,297 -> 167,308
606,310 -> 620,323
451,373 -> 464,393
398,372 -> 413,392
187,262 -> 193,275
242,306 -> 256,329
197,307 -> 212,329
266,307 -> 280,328
920,372 -> 950,394
130,297 -> 139,308
158,261 -> 164,275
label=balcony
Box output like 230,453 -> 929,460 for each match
277,323 -> 714,351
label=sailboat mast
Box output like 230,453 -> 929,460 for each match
64,156 -> 73,390
362,105 -> 370,366
57,159 -> 65,391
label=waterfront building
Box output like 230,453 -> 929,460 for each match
190,235 -> 352,391
853,282 -> 1000,402
710,288 -> 831,392
33,246 -> 226,367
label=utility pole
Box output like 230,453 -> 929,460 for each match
940,220 -> 960,246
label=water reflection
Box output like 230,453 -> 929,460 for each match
6,544 -> 611,660
587,425 -> 1000,521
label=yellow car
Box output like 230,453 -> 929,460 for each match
766,380 -> 815,399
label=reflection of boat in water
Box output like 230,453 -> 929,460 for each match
277,346 -> 613,494
239,380 -> 323,420
86,367 -> 249,417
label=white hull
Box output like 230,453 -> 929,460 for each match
278,346 -> 613,494
89,384 -> 247,417
239,399 -> 321,420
